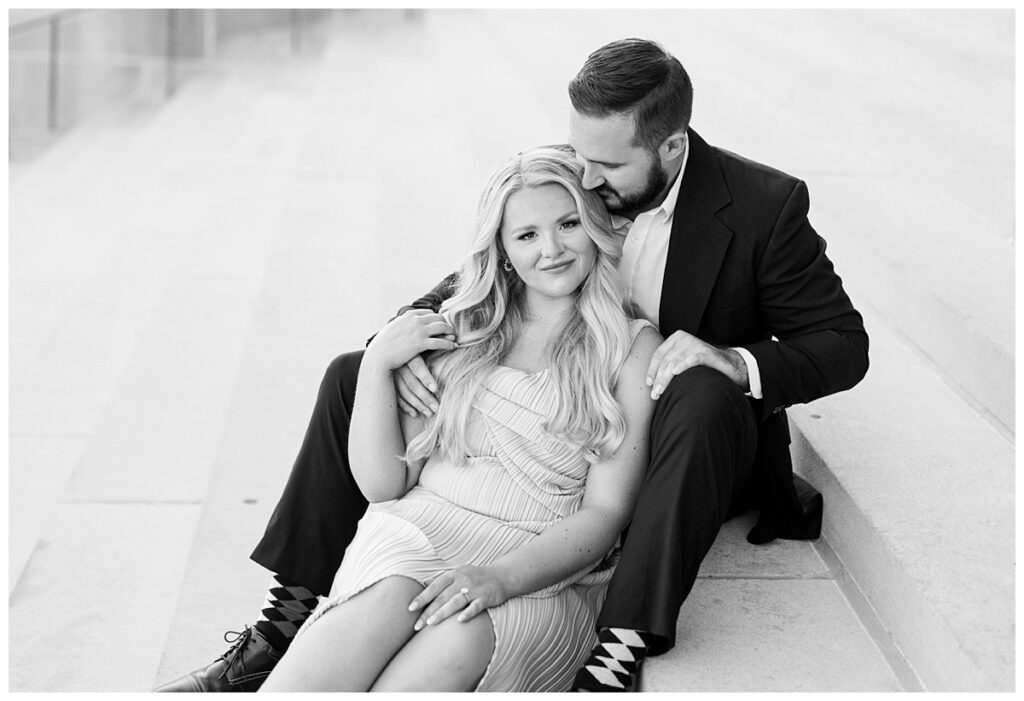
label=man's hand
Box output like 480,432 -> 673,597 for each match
646,330 -> 749,399
395,355 -> 440,418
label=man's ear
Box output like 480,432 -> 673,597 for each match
658,130 -> 688,164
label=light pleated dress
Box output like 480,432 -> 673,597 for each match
298,320 -> 649,691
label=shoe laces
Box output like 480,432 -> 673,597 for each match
218,626 -> 255,681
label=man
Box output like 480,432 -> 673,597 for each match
156,38 -> 867,693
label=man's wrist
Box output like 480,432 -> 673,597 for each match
721,348 -> 750,391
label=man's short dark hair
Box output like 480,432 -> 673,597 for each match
568,38 -> 693,152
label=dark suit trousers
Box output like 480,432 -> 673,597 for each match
250,351 -> 367,596
251,358 -> 757,656
595,366 -> 757,654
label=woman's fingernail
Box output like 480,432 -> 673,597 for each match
428,384 -> 437,392
408,602 -> 418,611
645,377 -> 653,386
429,403 -> 439,412
413,620 -> 423,631
426,615 -> 436,625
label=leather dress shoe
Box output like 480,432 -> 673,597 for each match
154,626 -> 283,692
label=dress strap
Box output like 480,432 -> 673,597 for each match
627,317 -> 657,344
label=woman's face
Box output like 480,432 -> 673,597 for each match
499,183 -> 598,304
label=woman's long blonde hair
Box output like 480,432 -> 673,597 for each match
405,147 -> 635,464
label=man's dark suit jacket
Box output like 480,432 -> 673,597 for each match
405,129 -> 869,545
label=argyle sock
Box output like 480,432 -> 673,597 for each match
571,627 -> 660,692
253,574 -> 319,653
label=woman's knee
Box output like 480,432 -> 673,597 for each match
261,576 -> 422,692
360,575 -> 424,609
372,613 -> 495,691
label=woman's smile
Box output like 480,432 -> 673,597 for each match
539,259 -> 575,273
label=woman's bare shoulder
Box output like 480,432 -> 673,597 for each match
628,325 -> 663,368
617,325 -> 662,398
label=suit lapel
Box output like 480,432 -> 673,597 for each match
658,129 -> 734,336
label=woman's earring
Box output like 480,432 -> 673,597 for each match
502,259 -> 514,273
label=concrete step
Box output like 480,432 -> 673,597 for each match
8,69 -> 288,589
8,56 -> 323,690
810,175 -> 1013,437
788,305 -> 1014,690
712,10 -> 1014,433
640,513 -> 902,691
9,71 -> 261,379
10,106 -> 158,377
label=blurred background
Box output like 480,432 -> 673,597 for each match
8,8 -> 1014,692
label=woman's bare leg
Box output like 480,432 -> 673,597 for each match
258,576 -> 423,692
370,611 -> 496,691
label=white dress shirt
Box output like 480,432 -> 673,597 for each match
610,135 -> 763,399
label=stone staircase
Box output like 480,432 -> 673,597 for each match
8,9 -> 1013,692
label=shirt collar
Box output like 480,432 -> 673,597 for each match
609,132 -> 689,231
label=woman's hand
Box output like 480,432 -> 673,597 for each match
365,309 -> 458,372
407,565 -> 511,630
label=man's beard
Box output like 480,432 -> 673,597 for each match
597,157 -> 668,219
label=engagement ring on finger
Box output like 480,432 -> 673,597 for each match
460,587 -> 470,600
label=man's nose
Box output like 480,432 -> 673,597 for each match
580,162 -> 603,190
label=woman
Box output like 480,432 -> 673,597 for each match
260,147 -> 660,692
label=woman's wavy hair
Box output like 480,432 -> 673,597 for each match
405,146 -> 635,465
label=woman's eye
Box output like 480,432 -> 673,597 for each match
518,231 -> 537,241
560,219 -> 580,230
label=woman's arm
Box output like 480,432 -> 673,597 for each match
409,327 -> 662,627
350,310 -> 456,503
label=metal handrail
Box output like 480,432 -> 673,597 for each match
11,9 -> 318,137
8,9 -> 93,36
10,9 -> 103,132
11,9 -> 150,132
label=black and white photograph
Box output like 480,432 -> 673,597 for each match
8,6 -> 1015,692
